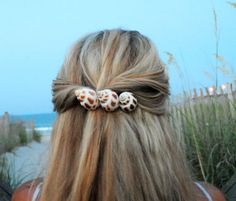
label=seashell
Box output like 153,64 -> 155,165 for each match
97,89 -> 119,111
75,88 -> 99,110
119,92 -> 137,112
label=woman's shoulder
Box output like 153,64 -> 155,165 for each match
194,181 -> 226,201
11,178 -> 43,201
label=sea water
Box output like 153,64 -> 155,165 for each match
10,112 -> 56,135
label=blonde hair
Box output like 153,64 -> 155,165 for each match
40,29 -> 195,201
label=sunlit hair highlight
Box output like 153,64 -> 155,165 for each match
39,29 -> 195,201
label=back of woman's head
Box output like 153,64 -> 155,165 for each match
40,29 -> 194,201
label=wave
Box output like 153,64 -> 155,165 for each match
35,127 -> 53,131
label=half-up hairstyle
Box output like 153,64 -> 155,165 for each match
40,29 -> 195,201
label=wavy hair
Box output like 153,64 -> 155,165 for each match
39,29 -> 195,201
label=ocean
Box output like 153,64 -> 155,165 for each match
10,112 -> 56,134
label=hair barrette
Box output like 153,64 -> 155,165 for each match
74,88 -> 137,112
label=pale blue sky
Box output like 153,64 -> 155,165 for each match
0,0 -> 235,114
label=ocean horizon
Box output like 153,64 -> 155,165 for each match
9,112 -> 56,130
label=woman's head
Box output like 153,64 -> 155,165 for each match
40,29 -> 194,201
52,29 -> 168,115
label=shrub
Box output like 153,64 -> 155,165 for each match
32,129 -> 42,143
0,155 -> 32,189
18,127 -> 28,145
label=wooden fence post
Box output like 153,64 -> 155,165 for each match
227,83 -> 236,118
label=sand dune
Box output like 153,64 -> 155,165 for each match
5,134 -> 50,185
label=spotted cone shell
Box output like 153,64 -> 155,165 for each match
119,92 -> 137,112
75,88 -> 99,110
97,89 -> 119,111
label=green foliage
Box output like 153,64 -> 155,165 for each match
169,96 -> 236,189
228,2 -> 236,8
0,115 -> 38,189
0,120 -> 35,153
167,4 -> 236,191
18,127 -> 28,145
222,173 -> 236,201
0,155 -> 32,189
33,129 -> 42,143
0,156 -> 11,186
3,137 -> 18,153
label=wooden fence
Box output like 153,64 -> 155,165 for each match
169,81 -> 236,133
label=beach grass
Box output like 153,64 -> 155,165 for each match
0,115 -> 43,189
0,155 -> 29,189
18,127 -> 28,145
166,4 -> 236,189
169,92 -> 236,189
32,129 -> 42,143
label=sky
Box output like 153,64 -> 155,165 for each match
0,0 -> 235,115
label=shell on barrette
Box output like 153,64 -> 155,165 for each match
97,89 -> 119,111
74,88 -> 99,110
119,92 -> 137,112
